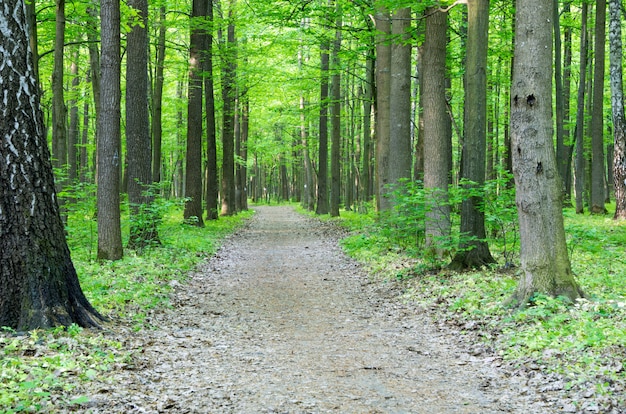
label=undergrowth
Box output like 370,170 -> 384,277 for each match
0,195 -> 252,413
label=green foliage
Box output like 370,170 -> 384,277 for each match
0,200 -> 252,412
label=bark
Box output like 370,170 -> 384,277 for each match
221,6 -> 237,216
449,0 -> 495,270
562,2 -> 574,205
574,3 -> 588,214
0,0 -> 103,329
239,95 -> 249,211
388,7 -> 412,196
330,2 -> 342,217
509,0 -> 583,305
423,7 -> 451,259
590,0 -> 607,214
97,0 -> 123,260
68,55 -> 79,183
316,37 -> 330,215
553,0 -> 566,193
52,0 -> 67,173
608,0 -> 626,219
152,5 -> 166,184
184,0 -> 207,226
374,4 -> 391,212
362,45 -> 374,202
205,0 -> 219,220
126,0 -> 159,249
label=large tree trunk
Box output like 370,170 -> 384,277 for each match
316,37 -> 330,215
591,0 -> 607,214
126,0 -> 159,249
184,0 -> 207,226
205,0 -> 219,220
423,7 -> 451,259
608,0 -> 626,219
0,0 -> 103,329
97,0 -> 123,260
388,7 -> 412,197
330,2 -> 342,217
449,0 -> 495,270
509,0 -> 583,305
374,4 -> 391,212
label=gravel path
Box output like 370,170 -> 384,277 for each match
85,205 -> 553,413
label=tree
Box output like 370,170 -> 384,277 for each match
509,0 -> 584,305
330,1 -> 342,217
316,32 -> 330,215
126,0 -> 159,248
0,0 -> 103,329
98,0 -> 124,260
423,7 -> 451,258
152,4 -> 167,184
51,0 -> 67,175
221,2 -> 237,216
205,0 -> 219,220
590,0 -> 607,214
449,0 -> 495,270
608,0 -> 626,219
184,0 -> 207,226
374,3 -> 391,212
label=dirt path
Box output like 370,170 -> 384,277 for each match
86,206 -> 552,413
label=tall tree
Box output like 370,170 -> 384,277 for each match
608,0 -> 626,219
205,0 -> 219,220
221,3 -> 237,216
574,3 -> 589,214
509,0 -> 584,304
126,0 -> 159,248
450,0 -> 495,270
98,0 -> 123,260
423,7 -> 451,258
52,0 -> 67,175
590,0 -> 607,213
330,1 -> 342,217
184,0 -> 207,226
388,7 -> 412,198
152,4 -> 167,184
0,0 -> 103,329
374,3 -> 391,212
316,32 -> 330,215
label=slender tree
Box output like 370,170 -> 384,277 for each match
205,0 -> 219,220
0,0 -> 103,329
374,3 -> 391,212
450,0 -> 495,270
608,0 -> 626,219
316,33 -> 330,215
221,3 -> 237,216
509,0 -> 583,305
152,4 -> 167,184
330,1 -> 342,217
97,0 -> 123,260
591,0 -> 607,213
574,3 -> 588,214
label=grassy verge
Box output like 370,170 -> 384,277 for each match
330,205 -> 626,410
0,202 -> 253,413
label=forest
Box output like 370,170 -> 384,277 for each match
1,0 -> 626,411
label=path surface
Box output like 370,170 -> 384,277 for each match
86,206 -> 550,413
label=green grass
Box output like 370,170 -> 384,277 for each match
0,200 -> 253,413
332,203 -> 626,407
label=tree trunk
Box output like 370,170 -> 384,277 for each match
205,0 -> 219,220
52,0 -> 67,176
239,94 -> 249,211
151,5 -> 166,185
509,0 -> 583,305
608,0 -> 626,219
553,0 -> 566,194
449,0 -> 495,270
362,45 -> 374,203
330,2 -> 342,217
423,7 -> 451,259
388,7 -> 412,197
97,0 -> 123,260
126,0 -> 159,249
316,37 -> 330,215
184,0 -> 207,226
221,6 -> 237,216
562,1 -> 574,206
0,0 -> 104,330
591,0 -> 607,214
374,4 -> 391,212
574,3 -> 588,214
68,54 -> 80,184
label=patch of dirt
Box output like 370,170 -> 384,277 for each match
80,206 -> 561,413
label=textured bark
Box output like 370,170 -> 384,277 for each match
449,0 -> 495,270
509,0 -> 583,305
126,0 -> 159,249
220,6 -> 237,216
574,3 -> 588,214
608,0 -> 626,219
388,7 -> 412,194
590,0 -> 607,214
52,0 -> 67,174
68,56 -> 80,183
562,2 -> 574,205
239,95 -> 249,211
205,0 -> 219,220
316,38 -> 330,215
152,5 -> 166,185
184,0 -> 207,226
0,0 -> 103,329
97,0 -> 123,260
330,3 -> 342,218
423,8 -> 451,258
374,4 -> 391,212
362,47 -> 374,202
553,0 -> 566,193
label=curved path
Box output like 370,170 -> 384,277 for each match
87,206 -> 547,413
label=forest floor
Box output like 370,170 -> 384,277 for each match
78,205 -> 571,413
